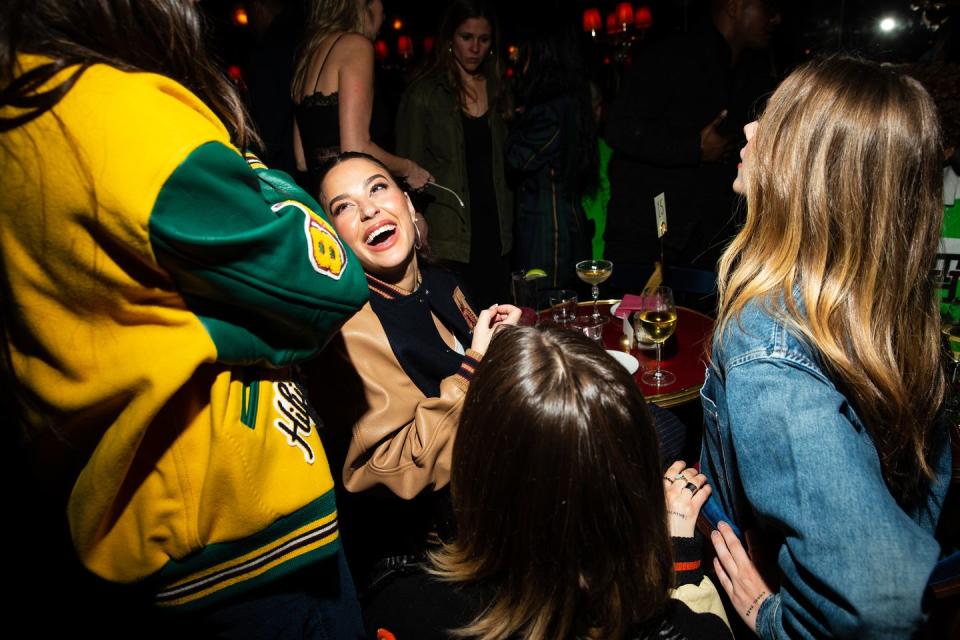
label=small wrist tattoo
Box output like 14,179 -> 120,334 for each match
667,510 -> 687,519
744,590 -> 767,618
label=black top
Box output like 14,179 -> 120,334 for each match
364,537 -> 732,640
293,34 -> 389,188
461,111 -> 501,259
459,110 -> 509,307
366,265 -> 474,398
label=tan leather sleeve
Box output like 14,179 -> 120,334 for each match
331,304 -> 481,499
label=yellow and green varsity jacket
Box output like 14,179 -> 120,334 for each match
0,56 -> 368,610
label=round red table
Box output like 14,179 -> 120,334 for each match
539,300 -> 714,408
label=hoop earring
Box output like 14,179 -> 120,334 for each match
413,217 -> 423,251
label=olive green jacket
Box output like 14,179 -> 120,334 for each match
396,71 -> 513,263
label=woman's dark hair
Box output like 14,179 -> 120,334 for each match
431,326 -> 673,640
513,19 -> 598,195
414,0 -> 507,117
318,150 -> 392,183
0,0 -> 260,148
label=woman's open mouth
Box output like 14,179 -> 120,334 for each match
364,223 -> 398,251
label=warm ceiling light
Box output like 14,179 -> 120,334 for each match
232,6 -> 249,27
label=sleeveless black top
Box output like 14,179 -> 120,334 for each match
294,33 -> 388,188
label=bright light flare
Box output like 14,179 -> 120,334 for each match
879,17 -> 897,32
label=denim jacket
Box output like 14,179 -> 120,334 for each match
700,299 -> 951,639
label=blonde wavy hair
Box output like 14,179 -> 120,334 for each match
717,56 -> 946,506
291,0 -> 367,99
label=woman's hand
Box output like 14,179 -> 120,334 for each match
403,161 -> 434,191
662,460 -> 711,538
470,304 -> 522,355
711,521 -> 772,633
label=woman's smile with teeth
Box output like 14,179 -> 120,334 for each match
366,224 -> 396,245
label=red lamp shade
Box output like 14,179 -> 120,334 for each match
423,36 -> 435,54
635,5 -> 653,29
616,2 -> 634,26
374,39 -> 389,60
605,12 -> 618,34
397,35 -> 413,58
582,8 -> 602,33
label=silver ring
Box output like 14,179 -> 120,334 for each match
683,482 -> 699,494
672,473 -> 685,481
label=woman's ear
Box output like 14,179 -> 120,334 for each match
405,192 -> 416,218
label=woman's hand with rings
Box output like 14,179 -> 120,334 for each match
711,521 -> 772,633
662,460 -> 710,538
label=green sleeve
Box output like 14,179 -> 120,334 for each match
149,142 -> 368,367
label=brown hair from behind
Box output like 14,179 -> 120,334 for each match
430,326 -> 673,640
0,0 -> 259,149
716,55 -> 946,507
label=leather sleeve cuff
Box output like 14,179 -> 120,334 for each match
452,349 -> 483,392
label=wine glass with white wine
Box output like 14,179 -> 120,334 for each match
637,286 -> 677,387
575,259 -> 613,323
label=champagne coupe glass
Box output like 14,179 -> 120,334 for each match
575,259 -> 613,323
638,286 -> 677,387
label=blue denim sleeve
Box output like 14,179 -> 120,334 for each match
725,359 -> 943,640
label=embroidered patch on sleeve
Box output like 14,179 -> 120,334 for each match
453,287 -> 478,329
271,200 -> 347,280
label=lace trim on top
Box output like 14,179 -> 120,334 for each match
300,91 -> 339,108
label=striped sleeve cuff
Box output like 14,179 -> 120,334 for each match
452,349 -> 483,392
672,535 -> 704,586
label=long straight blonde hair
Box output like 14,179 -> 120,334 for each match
717,56 -> 946,507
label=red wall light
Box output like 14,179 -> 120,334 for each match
582,8 -> 602,34
374,40 -> 389,60
635,5 -> 653,29
616,2 -> 634,26
423,36 -> 435,54
605,12 -> 618,34
397,35 -> 413,58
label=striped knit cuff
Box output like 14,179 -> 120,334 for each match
452,349 -> 483,392
671,535 -> 704,586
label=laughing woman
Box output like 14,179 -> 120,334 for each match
308,151 -> 520,590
